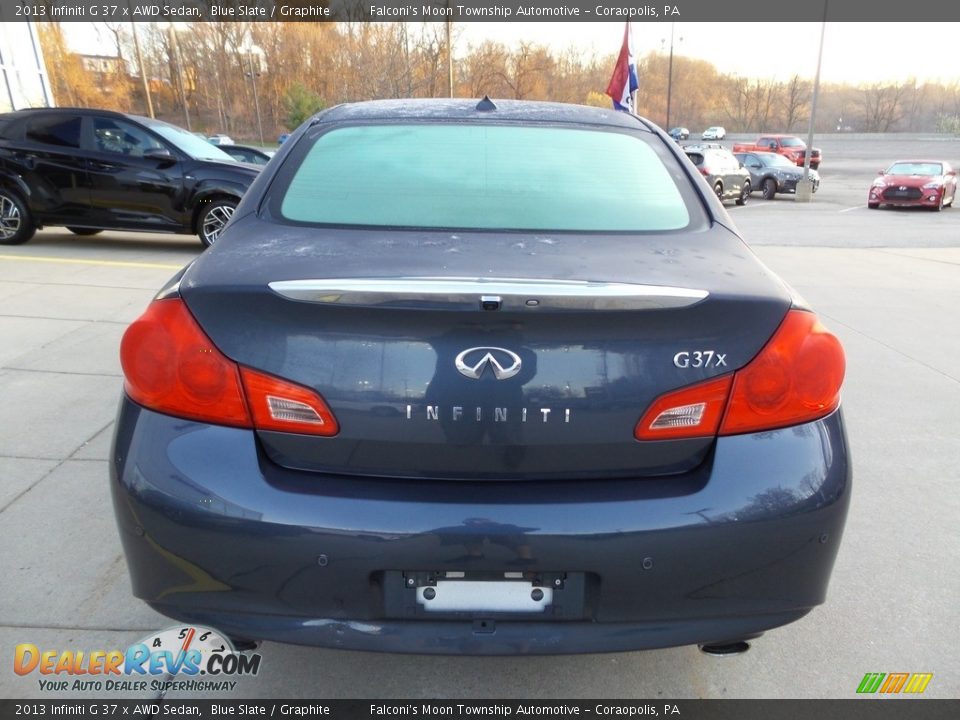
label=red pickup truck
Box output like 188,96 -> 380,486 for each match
732,135 -> 821,169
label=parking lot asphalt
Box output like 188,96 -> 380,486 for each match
1,135 -> 957,700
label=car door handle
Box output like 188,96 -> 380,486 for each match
13,152 -> 37,169
87,160 -> 120,171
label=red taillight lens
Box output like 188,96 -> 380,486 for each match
120,298 -> 340,435
241,367 -> 339,436
634,310 -> 845,441
635,375 -> 732,440
699,167 -> 710,176
120,298 -> 250,427
720,310 -> 845,435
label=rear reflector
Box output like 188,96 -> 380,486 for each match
241,367 -> 339,436
635,309 -> 844,440
121,298 -> 339,436
635,376 -> 732,440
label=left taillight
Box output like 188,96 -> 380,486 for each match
120,298 -> 338,436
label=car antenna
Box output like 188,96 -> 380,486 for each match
476,96 -> 497,112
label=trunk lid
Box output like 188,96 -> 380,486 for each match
181,223 -> 791,480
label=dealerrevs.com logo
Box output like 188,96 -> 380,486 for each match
14,625 -> 262,693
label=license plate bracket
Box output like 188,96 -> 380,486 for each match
382,570 -> 588,620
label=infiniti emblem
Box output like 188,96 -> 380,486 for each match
455,347 -> 522,380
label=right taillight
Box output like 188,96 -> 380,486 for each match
719,309 -> 845,435
635,309 -> 845,441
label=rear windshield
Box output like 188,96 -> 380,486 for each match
275,124 -> 692,232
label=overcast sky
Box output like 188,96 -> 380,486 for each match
65,21 -> 960,86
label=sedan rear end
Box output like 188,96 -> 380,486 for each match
111,100 -> 850,654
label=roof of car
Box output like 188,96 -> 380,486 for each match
314,99 -> 653,132
0,106 -> 133,119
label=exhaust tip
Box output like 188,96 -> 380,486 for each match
698,640 -> 751,657
229,637 -> 261,652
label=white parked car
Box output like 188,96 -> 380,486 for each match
207,134 -> 235,146
702,126 -> 726,140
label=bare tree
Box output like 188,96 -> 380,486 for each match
499,42 -> 553,100
859,81 -> 911,132
781,75 -> 811,131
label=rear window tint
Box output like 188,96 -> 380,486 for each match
279,124 -> 690,232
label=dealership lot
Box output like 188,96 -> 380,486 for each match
0,136 -> 957,699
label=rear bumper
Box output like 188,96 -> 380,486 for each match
110,397 -> 851,655
791,155 -> 820,168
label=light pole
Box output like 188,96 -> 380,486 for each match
128,1 -> 153,118
798,1 -> 827,202
445,1 -> 454,98
662,23 -> 682,129
168,23 -> 190,130
244,48 -> 265,148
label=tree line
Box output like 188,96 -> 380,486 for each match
37,21 -> 960,142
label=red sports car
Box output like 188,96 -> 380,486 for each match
868,160 -> 957,210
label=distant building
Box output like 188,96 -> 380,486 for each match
0,20 -> 54,111
77,53 -> 132,96
79,54 -> 126,77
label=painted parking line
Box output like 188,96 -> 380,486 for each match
0,254 -> 183,270
839,205 -> 866,213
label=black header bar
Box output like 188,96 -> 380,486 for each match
4,0 -> 960,23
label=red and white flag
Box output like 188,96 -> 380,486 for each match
605,22 -> 639,113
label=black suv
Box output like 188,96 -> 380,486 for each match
0,108 -> 260,247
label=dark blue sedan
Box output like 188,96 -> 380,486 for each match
112,99 -> 850,655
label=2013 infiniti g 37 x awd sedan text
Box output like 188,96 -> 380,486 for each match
111,99 -> 850,655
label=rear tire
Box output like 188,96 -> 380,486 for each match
197,199 -> 237,248
0,189 -> 36,245
66,227 -> 103,236
762,178 -> 777,200
714,182 -> 723,202
736,181 -> 750,206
